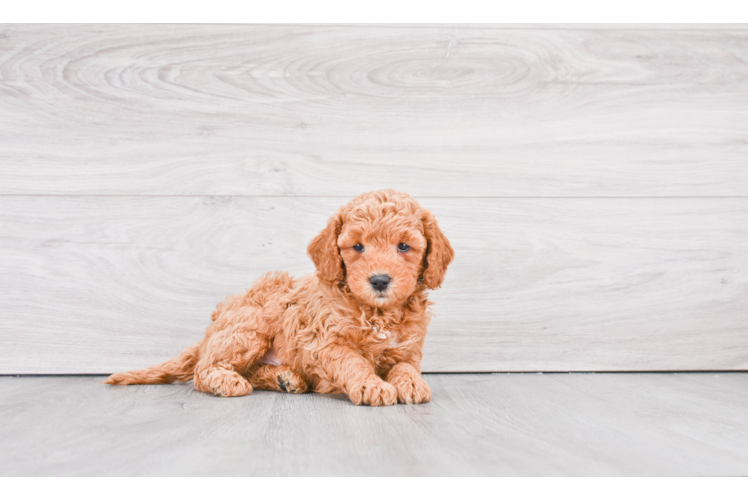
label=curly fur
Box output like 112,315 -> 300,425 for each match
104,189 -> 454,406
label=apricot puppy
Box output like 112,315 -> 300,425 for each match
105,189 -> 454,406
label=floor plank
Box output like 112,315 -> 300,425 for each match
1,24 -> 747,196
376,24 -> 748,30
1,197 -> 747,373
1,374 -> 747,476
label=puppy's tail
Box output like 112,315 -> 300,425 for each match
103,343 -> 200,385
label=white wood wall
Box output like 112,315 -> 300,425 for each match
1,24 -> 746,373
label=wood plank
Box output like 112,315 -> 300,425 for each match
1,24 -> 748,196
1,196 -> 746,373
290,23 -> 748,30
1,373 -> 747,476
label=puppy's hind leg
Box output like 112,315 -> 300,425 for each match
249,365 -> 308,394
195,363 -> 254,397
193,330 -> 271,398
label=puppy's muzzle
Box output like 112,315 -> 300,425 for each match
369,274 -> 391,292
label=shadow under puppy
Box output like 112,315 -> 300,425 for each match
105,189 -> 454,406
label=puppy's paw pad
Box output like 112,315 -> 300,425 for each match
277,371 -> 307,393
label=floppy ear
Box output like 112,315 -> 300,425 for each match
307,211 -> 345,285
421,209 -> 454,290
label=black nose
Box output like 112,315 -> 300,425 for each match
369,274 -> 391,292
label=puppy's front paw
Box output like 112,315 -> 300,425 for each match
349,378 -> 398,406
391,376 -> 431,404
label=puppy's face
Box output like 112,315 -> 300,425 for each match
307,190 -> 454,309
338,215 -> 427,308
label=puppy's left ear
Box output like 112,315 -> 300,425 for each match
307,210 -> 345,285
421,208 -> 454,290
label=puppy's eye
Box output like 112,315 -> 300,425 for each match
397,243 -> 410,252
352,243 -> 364,252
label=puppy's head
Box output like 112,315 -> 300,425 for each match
308,189 -> 454,308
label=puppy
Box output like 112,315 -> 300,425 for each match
105,189 -> 454,406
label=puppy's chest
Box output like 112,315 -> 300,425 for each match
360,323 -> 413,361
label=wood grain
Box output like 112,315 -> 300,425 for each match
1,196 -> 746,374
1,373 -> 747,476
280,23 -> 748,31
2,25 -> 747,373
1,24 -> 747,196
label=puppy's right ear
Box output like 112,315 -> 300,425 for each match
307,211 -> 345,285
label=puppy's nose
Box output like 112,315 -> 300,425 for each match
369,274 -> 391,292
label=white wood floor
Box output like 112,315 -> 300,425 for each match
1,373 -> 747,476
